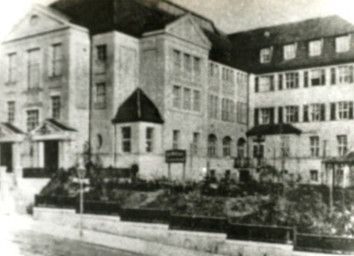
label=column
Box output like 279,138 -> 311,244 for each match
38,141 -> 44,168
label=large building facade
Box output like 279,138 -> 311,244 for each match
1,0 -> 354,186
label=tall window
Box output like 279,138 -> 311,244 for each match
308,103 -> 325,121
96,45 -> 107,61
172,130 -> 180,149
257,75 -> 274,92
310,170 -> 319,182
310,69 -> 325,86
183,88 -> 191,110
95,83 -> 106,108
309,40 -> 322,56
281,136 -> 290,157
27,48 -> 40,89
173,49 -> 181,71
51,43 -> 63,77
337,135 -> 347,156
283,43 -> 296,60
51,96 -> 61,119
145,127 -> 154,153
7,101 -> 15,123
209,63 -> 219,78
260,48 -> 272,63
222,99 -> 235,122
336,35 -> 350,53
193,90 -> 201,112
259,108 -> 272,125
192,132 -> 199,155
183,54 -> 191,74
27,110 -> 39,132
237,138 -> 246,158
338,101 -> 352,120
172,85 -> 181,108
121,127 -> 131,153
237,102 -> 247,124
193,57 -> 201,78
7,53 -> 17,83
338,66 -> 353,84
285,106 -> 299,123
310,136 -> 319,157
285,72 -> 299,89
208,95 -> 219,119
223,136 -> 232,157
208,134 -> 217,157
253,143 -> 264,158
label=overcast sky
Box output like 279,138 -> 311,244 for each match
0,0 -> 354,40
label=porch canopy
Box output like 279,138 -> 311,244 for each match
0,122 -> 25,142
246,124 -> 302,137
31,119 -> 77,141
323,151 -> 354,165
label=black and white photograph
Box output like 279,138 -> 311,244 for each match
0,0 -> 354,255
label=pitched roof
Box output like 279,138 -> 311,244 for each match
112,88 -> 164,124
246,124 -> 301,137
229,15 -> 354,73
50,0 -> 233,67
1,123 -> 25,134
46,119 -> 77,131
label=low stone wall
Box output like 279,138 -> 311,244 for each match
32,207 -> 345,256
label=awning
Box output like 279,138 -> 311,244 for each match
0,122 -> 25,142
246,124 -> 302,137
31,119 -> 76,141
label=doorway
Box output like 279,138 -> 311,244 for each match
44,140 -> 59,170
0,143 -> 13,173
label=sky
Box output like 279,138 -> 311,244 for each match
1,0 -> 354,40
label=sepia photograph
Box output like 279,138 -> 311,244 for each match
0,0 -> 354,255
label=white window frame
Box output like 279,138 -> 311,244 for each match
309,40 -> 322,56
172,85 -> 182,109
337,135 -> 347,156
336,35 -> 350,53
338,65 -> 353,84
121,127 -> 131,153
183,88 -> 192,110
260,48 -> 272,63
283,43 -> 296,60
27,48 -> 40,89
50,43 -> 63,77
337,101 -> 350,120
285,106 -> 298,123
310,136 -> 319,157
310,104 -> 322,121
26,109 -> 39,132
51,96 -> 61,119
223,136 -> 232,157
145,127 -> 154,153
7,101 -> 15,123
285,72 -> 299,89
259,108 -> 271,125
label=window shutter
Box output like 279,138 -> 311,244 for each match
303,105 -> 309,122
350,66 -> 353,83
321,70 -> 326,86
270,107 -> 274,124
295,106 -> 299,122
330,103 -> 336,120
295,73 -> 299,88
270,76 -> 274,91
253,145 -> 258,158
255,77 -> 259,92
350,102 -> 354,119
278,107 -> 283,123
278,74 -> 283,90
304,71 -> 308,88
254,108 -> 259,126
321,104 -> 326,121
331,68 -> 336,85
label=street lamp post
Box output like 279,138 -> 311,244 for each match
77,166 -> 86,238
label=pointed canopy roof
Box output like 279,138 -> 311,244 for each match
112,88 -> 164,124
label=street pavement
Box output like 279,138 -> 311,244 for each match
0,213 -> 145,256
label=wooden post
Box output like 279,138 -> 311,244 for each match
168,163 -> 171,181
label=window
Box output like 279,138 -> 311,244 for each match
222,99 -> 235,122
172,85 -> 181,108
209,63 -> 219,78
7,53 -> 17,83
337,135 -> 347,156
172,130 -> 180,149
223,136 -> 232,157
222,68 -> 233,82
336,35 -> 350,53
95,83 -> 106,108
260,48 -> 272,63
173,49 -> 181,70
310,69 -> 326,86
183,88 -> 191,110
27,110 -> 39,132
310,170 -> 319,182
51,96 -> 60,119
27,48 -> 40,89
337,101 -> 353,120
121,127 -> 131,152
310,136 -> 319,157
145,127 -> 154,152
183,54 -> 191,73
257,75 -> 274,92
193,90 -> 201,112
283,43 -> 296,60
331,68 -> 337,85
193,57 -> 201,77
192,132 -> 199,155
208,134 -> 217,157
259,108 -> 272,125
281,136 -> 290,157
306,103 -> 325,122
7,101 -> 15,123
338,66 -> 353,84
285,106 -> 299,123
50,43 -> 63,77
237,102 -> 247,124
253,143 -> 264,158
208,95 -> 219,119
309,40 -> 322,56
237,138 -> 246,158
96,45 -> 107,61
285,72 -> 299,89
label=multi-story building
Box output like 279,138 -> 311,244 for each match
229,15 -> 354,186
0,0 -> 248,180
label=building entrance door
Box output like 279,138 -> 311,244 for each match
44,140 -> 59,170
0,143 -> 12,173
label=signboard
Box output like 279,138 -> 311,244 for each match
165,149 -> 186,163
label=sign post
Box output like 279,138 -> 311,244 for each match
77,166 -> 86,238
165,149 -> 186,181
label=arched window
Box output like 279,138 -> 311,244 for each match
223,136 -> 232,157
237,138 -> 246,158
208,134 -> 217,157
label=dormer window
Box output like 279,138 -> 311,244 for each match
283,43 -> 296,60
336,35 -> 350,53
309,39 -> 322,56
260,48 -> 272,63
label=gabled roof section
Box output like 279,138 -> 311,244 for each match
0,123 -> 25,134
246,124 -> 301,137
46,119 -> 77,131
32,119 -> 76,135
112,88 -> 164,124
